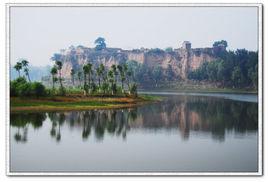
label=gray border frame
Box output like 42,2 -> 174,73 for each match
6,3 -> 263,176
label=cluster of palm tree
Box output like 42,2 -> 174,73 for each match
50,61 -> 64,94
13,59 -> 31,82
50,61 -> 137,96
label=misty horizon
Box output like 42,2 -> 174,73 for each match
10,6 -> 258,66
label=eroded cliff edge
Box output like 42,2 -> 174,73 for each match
53,41 -> 226,80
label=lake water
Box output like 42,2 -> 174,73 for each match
10,93 -> 258,173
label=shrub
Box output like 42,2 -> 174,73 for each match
10,78 -> 47,97
10,77 -> 27,96
31,82 -> 46,97
17,82 -> 32,97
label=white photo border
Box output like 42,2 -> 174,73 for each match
5,2 -> 263,176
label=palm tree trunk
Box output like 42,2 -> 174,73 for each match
88,73 -> 91,89
59,71 -> 63,89
84,74 -> 87,88
27,73 -> 31,82
52,76 -> 55,90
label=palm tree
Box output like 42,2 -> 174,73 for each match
21,59 -> 31,82
55,61 -> 64,93
87,63 -> 93,89
126,70 -> 132,94
50,66 -> 58,90
108,70 -> 115,95
96,67 -> 102,89
111,64 -> 118,88
70,68 -> 75,86
96,64 -> 105,89
83,64 -> 90,94
23,67 -> 31,82
14,62 -> 22,77
99,63 -> 105,81
117,64 -> 126,92
77,71 -> 82,87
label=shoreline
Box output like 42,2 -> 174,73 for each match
10,95 -> 162,113
138,88 -> 258,94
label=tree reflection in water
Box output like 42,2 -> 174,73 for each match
11,113 -> 46,143
10,95 -> 258,143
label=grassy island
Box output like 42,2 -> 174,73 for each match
11,59 -> 165,112
10,94 -> 162,112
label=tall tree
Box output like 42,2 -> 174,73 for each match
111,64 -> 118,88
55,61 -> 64,93
87,63 -> 93,89
14,62 -> 22,77
77,71 -> 82,87
23,68 -> 31,82
50,66 -> 58,90
117,64 -> 126,92
96,65 -> 104,89
21,59 -> 31,82
108,70 -> 115,95
83,64 -> 90,92
70,68 -> 75,86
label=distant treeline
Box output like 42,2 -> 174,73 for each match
10,65 -> 51,81
188,49 -> 258,89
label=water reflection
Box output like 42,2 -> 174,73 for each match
10,95 -> 258,143
10,113 -> 46,143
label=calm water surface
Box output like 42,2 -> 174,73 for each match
10,93 -> 258,172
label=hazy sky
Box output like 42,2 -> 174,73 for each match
10,6 -> 258,66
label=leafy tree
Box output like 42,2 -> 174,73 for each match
10,77 -> 27,96
94,37 -> 106,51
213,40 -> 228,48
30,82 -> 46,97
10,77 -> 46,97
206,61 -> 218,81
231,66 -> 243,88
248,64 -> 258,89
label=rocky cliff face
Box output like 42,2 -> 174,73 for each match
55,43 -> 221,80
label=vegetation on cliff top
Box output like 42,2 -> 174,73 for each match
188,49 -> 258,90
46,38 -> 258,91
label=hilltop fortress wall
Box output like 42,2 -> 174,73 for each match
58,41 -> 225,80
